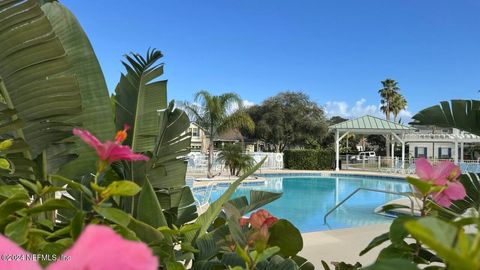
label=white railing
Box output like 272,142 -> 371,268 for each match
186,152 -> 283,174
340,155 -> 480,174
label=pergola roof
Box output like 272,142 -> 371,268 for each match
329,115 -> 414,134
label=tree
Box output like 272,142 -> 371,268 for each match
378,79 -> 402,157
217,144 -> 254,176
379,79 -> 400,121
183,91 -> 254,178
247,91 -> 328,152
392,93 -> 408,122
321,116 -> 347,149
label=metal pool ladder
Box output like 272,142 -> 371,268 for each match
323,188 -> 415,224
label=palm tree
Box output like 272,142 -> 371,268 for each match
378,79 -> 401,157
217,144 -> 255,176
378,79 -> 400,121
391,93 -> 407,122
184,91 -> 255,178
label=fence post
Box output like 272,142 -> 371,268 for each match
378,156 -> 381,171
362,157 -> 365,170
346,155 -> 349,169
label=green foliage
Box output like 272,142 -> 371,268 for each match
284,149 -> 335,170
183,90 -> 254,177
218,144 -> 255,176
0,0 -> 83,179
345,173 -> 480,270
0,2 -> 314,269
114,49 -> 167,153
377,78 -> 408,122
268,220 -> 303,257
186,158 -> 266,243
447,173 -> 480,216
110,52 -> 193,224
246,91 -> 328,152
405,217 -> 479,270
411,100 -> 480,136
41,1 -> 116,178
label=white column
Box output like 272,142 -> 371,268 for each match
461,142 -> 464,162
454,139 -> 458,164
335,130 -> 340,171
391,142 -> 395,168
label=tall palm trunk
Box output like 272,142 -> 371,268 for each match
385,111 -> 391,158
207,137 -> 214,178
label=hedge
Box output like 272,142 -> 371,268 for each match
283,149 -> 335,170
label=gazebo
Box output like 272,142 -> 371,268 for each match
329,115 -> 415,171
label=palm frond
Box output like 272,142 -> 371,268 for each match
217,110 -> 255,135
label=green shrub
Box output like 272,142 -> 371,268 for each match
317,149 -> 336,169
284,149 -> 335,170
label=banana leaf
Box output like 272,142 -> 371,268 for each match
40,1 -> 116,177
0,0 -> 82,178
147,101 -> 191,189
114,49 -> 167,153
411,100 -> 480,136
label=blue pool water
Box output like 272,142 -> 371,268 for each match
202,175 -> 411,233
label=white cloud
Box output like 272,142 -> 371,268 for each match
242,99 -> 255,108
351,99 -> 378,116
324,98 -> 412,123
324,101 -> 349,118
227,99 -> 255,115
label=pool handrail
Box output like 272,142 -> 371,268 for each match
323,187 -> 415,225
193,182 -> 216,208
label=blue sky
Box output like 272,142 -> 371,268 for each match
62,0 -> 480,120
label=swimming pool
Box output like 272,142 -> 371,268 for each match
200,174 -> 411,233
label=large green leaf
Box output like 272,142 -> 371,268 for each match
137,177 -> 168,228
411,100 -> 480,136
449,173 -> 480,215
226,190 -> 282,216
114,49 -> 167,153
41,1 -> 116,177
404,217 -> 478,270
147,101 -> 191,189
0,0 -> 82,176
186,157 -> 266,242
160,186 -> 198,227
268,219 -> 303,257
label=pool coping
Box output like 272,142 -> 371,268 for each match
253,169 -> 411,180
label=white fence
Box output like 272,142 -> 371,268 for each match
341,155 -> 480,174
186,152 -> 283,174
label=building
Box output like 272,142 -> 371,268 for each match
188,122 -> 255,153
188,122 -> 207,152
404,125 -> 480,161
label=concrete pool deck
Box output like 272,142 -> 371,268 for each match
300,223 -> 390,268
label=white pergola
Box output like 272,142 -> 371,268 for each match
329,115 -> 415,171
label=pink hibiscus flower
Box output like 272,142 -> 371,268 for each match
240,209 -> 278,230
0,225 -> 158,270
415,158 -> 466,207
73,125 -> 149,171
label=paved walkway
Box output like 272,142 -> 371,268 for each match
300,223 -> 390,268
